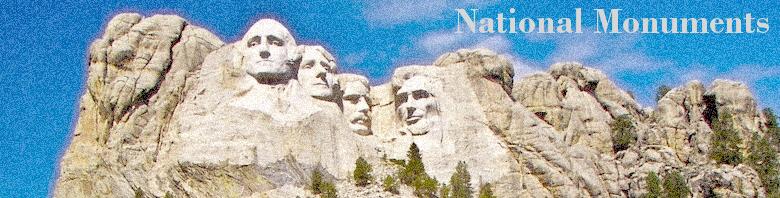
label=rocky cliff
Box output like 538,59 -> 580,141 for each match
55,13 -> 775,197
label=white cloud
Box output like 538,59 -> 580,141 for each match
528,29 -> 670,73
472,35 -> 511,53
417,31 -> 468,55
414,30 -> 542,79
676,64 -> 780,85
362,0 -> 498,27
505,54 -> 542,79
342,51 -> 368,66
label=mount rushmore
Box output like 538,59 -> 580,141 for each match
54,13 -> 777,197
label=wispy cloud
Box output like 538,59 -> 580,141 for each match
414,30 -> 543,78
676,63 -> 780,111
676,63 -> 780,85
361,0 -> 498,27
526,28 -> 680,107
528,28 -> 673,73
342,51 -> 368,67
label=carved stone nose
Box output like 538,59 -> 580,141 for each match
259,50 -> 270,59
406,107 -> 416,116
357,100 -> 369,112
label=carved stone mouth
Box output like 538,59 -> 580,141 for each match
405,116 -> 421,124
352,115 -> 369,124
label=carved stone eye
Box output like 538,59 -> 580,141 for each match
412,90 -> 430,100
396,93 -> 408,103
247,36 -> 261,47
268,36 -> 284,46
344,95 -> 360,104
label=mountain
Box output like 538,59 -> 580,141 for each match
54,13 -> 775,198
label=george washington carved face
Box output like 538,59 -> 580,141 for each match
396,75 -> 439,135
239,19 -> 298,84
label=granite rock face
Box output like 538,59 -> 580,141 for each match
56,13 -> 773,198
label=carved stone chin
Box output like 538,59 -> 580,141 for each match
239,19 -> 299,84
396,75 -> 439,136
298,46 -> 338,101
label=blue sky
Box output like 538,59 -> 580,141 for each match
0,0 -> 778,197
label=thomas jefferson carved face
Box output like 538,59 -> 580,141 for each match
396,76 -> 439,135
341,77 -> 371,135
240,19 -> 297,84
298,46 -> 337,100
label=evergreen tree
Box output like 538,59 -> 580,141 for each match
766,108 -> 778,128
478,183 -> 496,198
611,115 -> 637,152
645,172 -> 661,198
449,161 -> 473,198
662,171 -> 690,198
320,181 -> 338,198
401,143 -> 426,185
440,183 -> 450,198
353,156 -> 373,187
311,168 -> 323,194
382,175 -> 399,194
710,111 -> 743,165
656,85 -> 672,102
763,108 -> 780,149
163,192 -> 173,198
412,175 -> 438,198
134,189 -> 144,198
747,133 -> 780,197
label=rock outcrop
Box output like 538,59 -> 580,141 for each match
56,13 -> 774,198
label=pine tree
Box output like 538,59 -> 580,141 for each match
662,171 -> 690,198
710,111 -> 743,165
611,115 -> 637,152
449,161 -> 473,198
134,189 -> 144,198
477,183 -> 496,198
311,169 -> 323,194
320,181 -> 338,198
412,175 -> 438,198
656,85 -> 672,102
645,172 -> 661,198
382,175 -> 399,194
440,183 -> 450,198
353,156 -> 373,187
763,108 -> 780,149
765,108 -> 778,128
747,133 -> 780,197
401,143 -> 426,185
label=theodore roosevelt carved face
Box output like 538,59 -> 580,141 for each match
298,46 -> 338,101
240,19 -> 298,84
396,75 -> 439,136
339,74 -> 371,135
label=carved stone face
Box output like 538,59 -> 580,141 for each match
241,19 -> 297,83
342,80 -> 371,135
396,76 -> 439,135
298,47 -> 337,100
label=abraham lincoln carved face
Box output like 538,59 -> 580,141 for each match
396,75 -> 439,135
